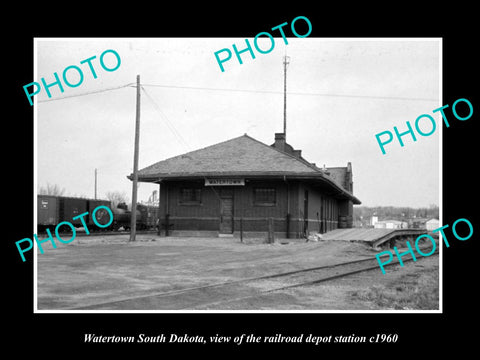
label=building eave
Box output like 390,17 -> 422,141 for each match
129,171 -> 361,204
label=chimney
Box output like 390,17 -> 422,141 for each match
273,133 -> 286,152
347,162 -> 353,192
322,164 -> 330,175
292,149 -> 302,158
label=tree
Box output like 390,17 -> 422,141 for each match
106,191 -> 129,208
38,183 -> 65,196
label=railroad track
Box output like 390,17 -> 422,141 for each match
69,250 -> 438,310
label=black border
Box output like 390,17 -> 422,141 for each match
7,5 -> 478,355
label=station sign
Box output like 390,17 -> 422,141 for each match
204,178 -> 245,186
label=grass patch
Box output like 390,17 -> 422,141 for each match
350,267 -> 439,310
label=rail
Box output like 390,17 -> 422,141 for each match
69,250 -> 438,310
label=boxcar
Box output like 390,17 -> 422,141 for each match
37,195 -> 60,230
87,199 -> 112,227
58,197 -> 88,227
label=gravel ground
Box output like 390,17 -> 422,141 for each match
36,234 -> 440,311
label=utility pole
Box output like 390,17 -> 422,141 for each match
130,75 -> 141,242
283,55 -> 290,138
94,168 -> 97,199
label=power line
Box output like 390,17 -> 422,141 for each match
141,83 -> 437,102
142,83 -> 280,95
142,85 -> 235,204
36,83 -> 135,103
34,81 -> 437,103
140,86 -> 223,202
141,86 -> 191,152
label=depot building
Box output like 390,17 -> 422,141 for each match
130,133 -> 361,238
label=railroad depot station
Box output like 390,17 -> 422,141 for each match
131,132 -> 361,238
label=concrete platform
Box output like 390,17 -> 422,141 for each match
321,228 -> 395,242
320,228 -> 428,248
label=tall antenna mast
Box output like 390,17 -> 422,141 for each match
283,54 -> 290,138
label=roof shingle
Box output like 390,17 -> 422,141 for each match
137,134 -> 320,178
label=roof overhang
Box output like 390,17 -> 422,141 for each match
128,172 -> 361,204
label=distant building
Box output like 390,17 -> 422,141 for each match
426,218 -> 440,231
374,219 -> 408,229
410,217 -> 428,229
131,133 -> 361,238
410,217 -> 439,231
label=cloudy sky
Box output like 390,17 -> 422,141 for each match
35,37 -> 440,208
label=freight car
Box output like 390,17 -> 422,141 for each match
110,202 -> 141,231
37,195 -> 159,233
137,203 -> 160,230
112,203 -> 160,230
37,195 -> 89,232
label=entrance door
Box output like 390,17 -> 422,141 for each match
303,190 -> 309,236
219,189 -> 233,234
320,197 -> 324,234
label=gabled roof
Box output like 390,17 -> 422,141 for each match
132,134 -> 360,204
326,167 -> 347,188
136,134 -> 319,178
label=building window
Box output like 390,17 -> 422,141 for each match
180,188 -> 202,205
253,188 -> 276,206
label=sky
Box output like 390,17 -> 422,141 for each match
35,38 -> 441,208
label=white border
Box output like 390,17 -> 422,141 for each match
33,38 -> 39,312
33,37 -> 443,314
438,38 -> 443,313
